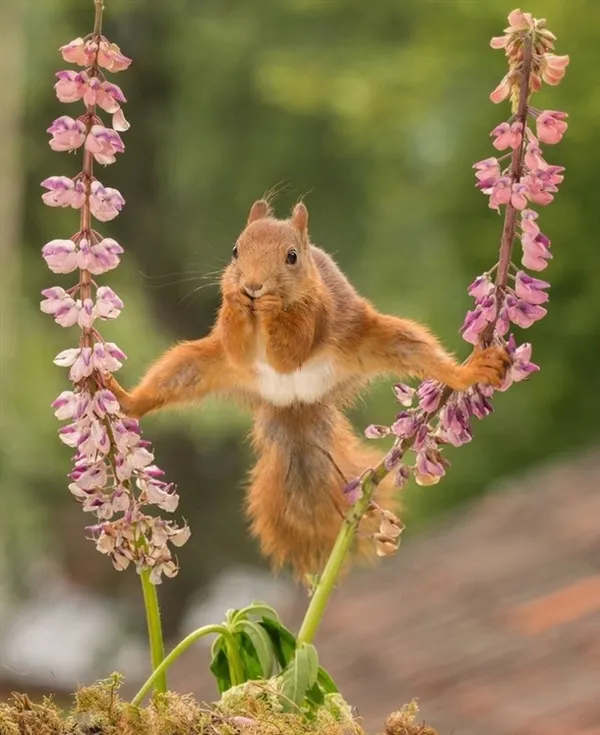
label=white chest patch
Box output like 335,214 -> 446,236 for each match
254,356 -> 337,406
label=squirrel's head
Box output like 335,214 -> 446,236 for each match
221,200 -> 316,305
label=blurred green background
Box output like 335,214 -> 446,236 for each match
1,0 -> 598,641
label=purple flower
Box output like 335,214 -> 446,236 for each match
418,380 -> 443,413
41,176 -> 86,209
393,383 -> 415,407
96,286 -> 124,319
364,424 -> 391,439
391,411 -> 418,439
468,273 -> 494,299
47,115 -> 86,152
384,446 -> 403,471
507,298 -> 547,328
414,449 -> 449,486
514,271 -> 550,305
394,464 -> 410,489
439,403 -> 473,447
89,181 -> 125,222
84,125 -> 125,165
42,239 -> 79,274
343,478 -> 362,504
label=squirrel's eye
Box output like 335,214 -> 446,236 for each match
232,245 -> 238,259
286,249 -> 298,265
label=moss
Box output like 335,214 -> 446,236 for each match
0,678 -> 438,735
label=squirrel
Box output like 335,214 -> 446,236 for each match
105,199 -> 508,579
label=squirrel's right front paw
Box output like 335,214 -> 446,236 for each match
101,373 -> 134,414
224,290 -> 255,313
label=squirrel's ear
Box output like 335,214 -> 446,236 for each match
247,199 -> 272,225
291,202 -> 308,238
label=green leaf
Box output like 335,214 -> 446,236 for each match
259,617 -> 297,670
209,639 -> 232,694
233,601 -> 280,625
236,620 -> 274,678
317,666 -> 339,694
306,681 -> 325,707
277,643 -> 320,710
238,633 -> 264,681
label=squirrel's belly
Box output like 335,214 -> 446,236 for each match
254,357 -> 337,406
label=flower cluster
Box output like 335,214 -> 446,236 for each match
352,9 -> 568,548
41,22 -> 189,583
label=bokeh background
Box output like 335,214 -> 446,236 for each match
1,1 -> 599,733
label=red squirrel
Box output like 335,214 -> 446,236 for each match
105,200 -> 508,578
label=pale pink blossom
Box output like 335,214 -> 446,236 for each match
93,389 -> 121,418
60,37 -> 96,66
78,298 -> 95,328
540,54 -> 569,86
514,271 -> 550,305
47,116 -> 86,152
524,143 -> 547,171
521,231 -> 553,271
51,390 -> 82,420
82,76 -> 126,113
468,274 -> 494,300
506,297 -> 547,328
511,183 -> 529,210
536,110 -> 569,145
95,286 -> 124,319
111,108 -> 130,132
97,39 -> 132,73
489,176 -> 512,210
76,237 -> 123,274
84,125 -> 125,165
504,9 -> 534,32
92,342 -> 126,373
490,75 -> 511,104
473,157 -> 501,183
54,70 -> 87,103
491,121 -> 522,151
41,176 -> 86,209
42,239 -> 79,274
89,181 -> 125,222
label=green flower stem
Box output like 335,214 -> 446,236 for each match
296,462 -> 390,646
140,569 -> 167,694
131,624 -> 244,706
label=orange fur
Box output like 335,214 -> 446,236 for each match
106,200 -> 508,579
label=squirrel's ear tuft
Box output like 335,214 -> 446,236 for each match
247,199 -> 272,225
291,202 -> 308,237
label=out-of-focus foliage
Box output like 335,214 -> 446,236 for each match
2,0 -> 599,632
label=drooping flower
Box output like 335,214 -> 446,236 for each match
41,176 -> 86,209
536,110 -> 569,145
47,116 -> 86,152
540,55 -> 570,86
84,125 -> 125,165
491,121 -> 522,151
514,271 -> 550,304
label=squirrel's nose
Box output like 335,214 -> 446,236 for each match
243,282 -> 264,298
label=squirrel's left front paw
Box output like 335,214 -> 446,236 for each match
253,294 -> 283,314
465,346 -> 510,388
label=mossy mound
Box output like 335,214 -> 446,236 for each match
0,675 -> 438,735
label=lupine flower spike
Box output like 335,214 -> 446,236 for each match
41,3 -> 189,584
353,9 -> 568,555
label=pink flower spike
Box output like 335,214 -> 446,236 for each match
84,125 -> 125,165
47,116 -> 86,152
97,39 -> 132,72
536,110 -> 569,145
42,239 -> 79,274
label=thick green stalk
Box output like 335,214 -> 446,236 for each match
297,465 -> 388,645
131,624 -> 244,706
140,569 -> 167,694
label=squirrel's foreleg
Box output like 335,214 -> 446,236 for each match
104,333 -> 234,418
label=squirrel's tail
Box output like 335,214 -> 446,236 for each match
246,403 -> 399,580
